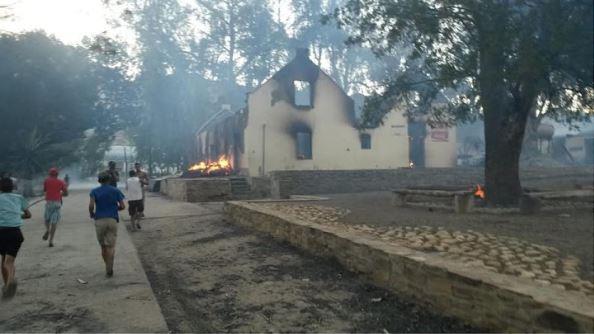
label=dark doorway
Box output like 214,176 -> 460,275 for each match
408,120 -> 426,168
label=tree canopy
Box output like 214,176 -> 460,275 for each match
0,32 -> 133,180
333,0 -> 594,206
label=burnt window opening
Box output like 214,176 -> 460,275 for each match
294,80 -> 312,108
360,133 -> 371,149
296,131 -> 312,160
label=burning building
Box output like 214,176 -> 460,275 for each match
193,48 -> 456,178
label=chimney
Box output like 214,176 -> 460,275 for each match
295,48 -> 309,60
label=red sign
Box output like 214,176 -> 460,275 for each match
431,129 -> 449,142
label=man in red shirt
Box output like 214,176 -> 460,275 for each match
43,168 -> 68,247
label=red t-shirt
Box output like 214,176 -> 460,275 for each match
44,177 -> 66,201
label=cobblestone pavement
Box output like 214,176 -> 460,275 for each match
255,203 -> 594,298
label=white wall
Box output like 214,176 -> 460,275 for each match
245,72 -> 410,176
425,125 -> 457,167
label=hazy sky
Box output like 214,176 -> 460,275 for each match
0,0 -> 296,45
0,0 -> 112,44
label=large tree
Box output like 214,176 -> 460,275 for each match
188,0 -> 289,88
334,0 -> 593,206
0,32 -> 132,185
291,0 -> 391,94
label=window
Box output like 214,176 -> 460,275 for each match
294,80 -> 312,107
296,131 -> 312,159
360,133 -> 371,149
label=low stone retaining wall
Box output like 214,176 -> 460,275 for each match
269,167 -> 594,198
160,177 -> 271,202
249,176 -> 272,198
160,177 -> 232,202
224,201 -> 594,332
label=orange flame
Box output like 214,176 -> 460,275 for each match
189,161 -> 207,171
188,155 -> 232,175
474,184 -> 485,199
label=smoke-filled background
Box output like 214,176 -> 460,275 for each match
0,0 -> 592,199
0,0 -> 395,185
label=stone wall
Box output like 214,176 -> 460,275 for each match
269,167 -> 594,198
248,177 -> 272,198
224,202 -> 594,332
160,177 -> 232,202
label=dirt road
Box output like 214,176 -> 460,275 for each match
0,191 -> 167,333
130,195 -> 480,333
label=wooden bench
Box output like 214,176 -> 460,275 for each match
519,189 -> 594,214
393,189 -> 475,213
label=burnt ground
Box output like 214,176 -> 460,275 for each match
303,192 -> 594,280
129,201 -> 482,333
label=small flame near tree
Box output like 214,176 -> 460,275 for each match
188,155 -> 232,176
474,184 -> 485,199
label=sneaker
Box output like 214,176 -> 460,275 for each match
49,242 -> 54,247
136,223 -> 141,230
106,269 -> 114,278
42,231 -> 48,241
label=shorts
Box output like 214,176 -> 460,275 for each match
128,200 -> 144,217
44,201 -> 62,225
94,218 -> 118,247
0,227 -> 24,257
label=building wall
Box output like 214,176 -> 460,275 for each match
565,135 -> 589,162
425,125 -> 457,167
244,72 -> 410,176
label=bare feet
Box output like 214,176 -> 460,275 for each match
2,280 -> 18,300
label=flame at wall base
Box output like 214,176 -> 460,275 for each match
188,155 -> 232,176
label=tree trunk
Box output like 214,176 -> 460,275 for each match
484,118 -> 527,206
478,6 -> 529,207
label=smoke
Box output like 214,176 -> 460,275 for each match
59,164 -> 99,190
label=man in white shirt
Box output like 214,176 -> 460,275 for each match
126,170 -> 143,231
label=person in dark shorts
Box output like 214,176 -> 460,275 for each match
134,163 -> 149,217
0,176 -> 32,299
89,172 -> 125,277
126,170 -> 143,231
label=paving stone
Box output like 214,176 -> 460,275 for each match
535,279 -> 551,286
255,203 -> 593,297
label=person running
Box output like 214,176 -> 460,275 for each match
134,163 -> 149,217
126,170 -> 143,231
105,161 -> 120,188
0,176 -> 31,299
42,168 -> 68,247
89,172 -> 125,277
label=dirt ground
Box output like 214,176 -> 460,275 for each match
300,192 -> 594,280
0,191 -> 167,333
129,201 -> 482,333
